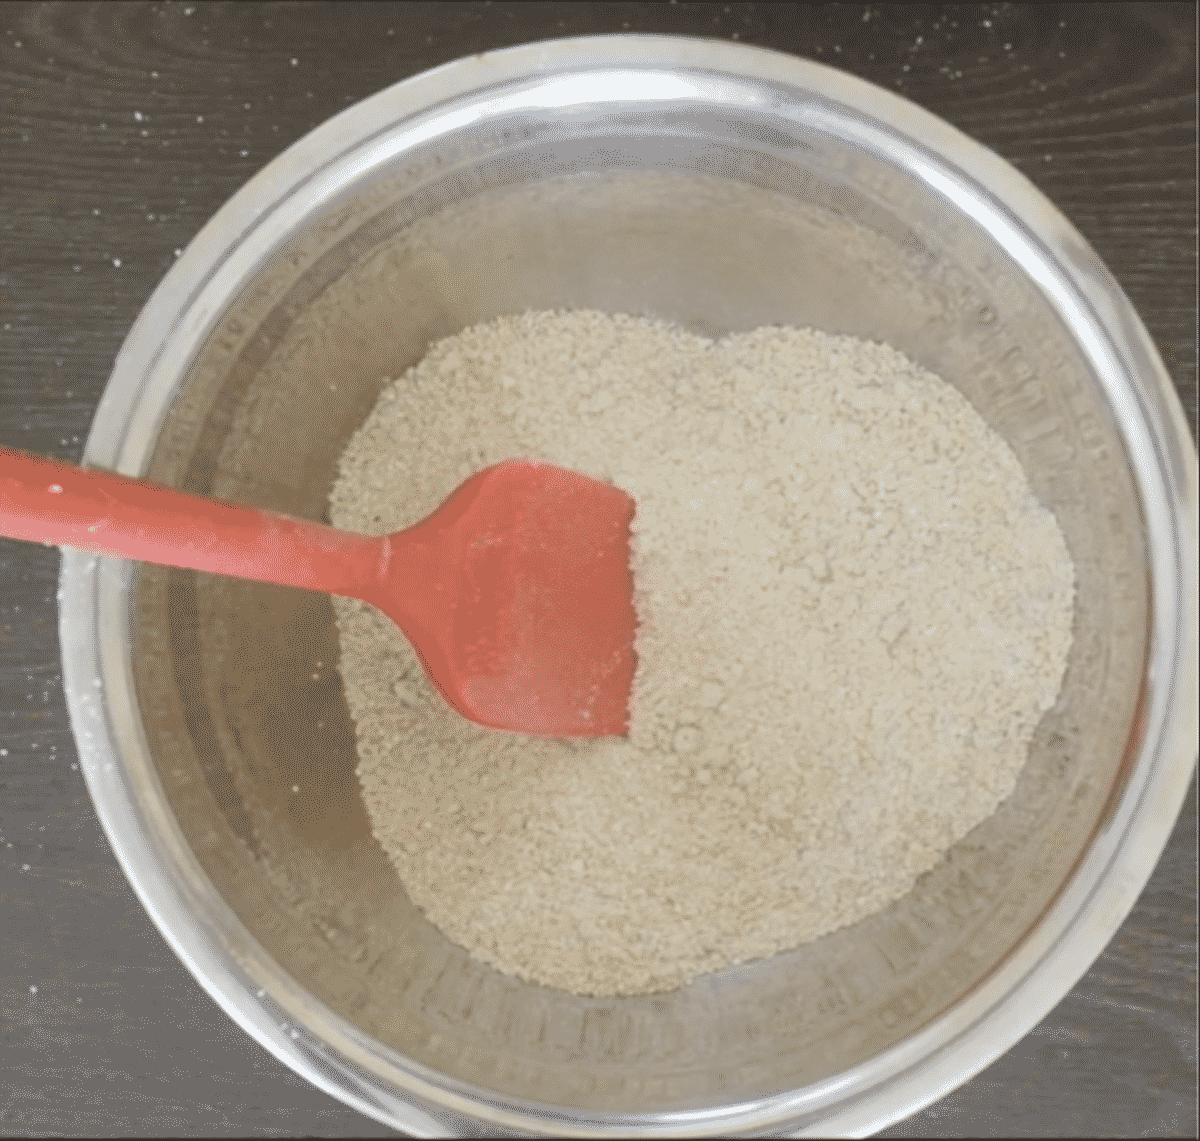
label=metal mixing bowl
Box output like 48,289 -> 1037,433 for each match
60,35 -> 1197,1137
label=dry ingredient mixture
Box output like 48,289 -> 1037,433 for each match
330,310 -> 1074,997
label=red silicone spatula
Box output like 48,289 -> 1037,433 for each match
0,447 -> 638,737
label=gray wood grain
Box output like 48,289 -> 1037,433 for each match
1,3 -> 1196,1137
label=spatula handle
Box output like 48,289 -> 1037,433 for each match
0,447 -> 386,600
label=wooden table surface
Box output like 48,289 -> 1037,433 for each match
1,2 -> 1195,1136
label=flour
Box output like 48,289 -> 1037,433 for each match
330,310 -> 1075,997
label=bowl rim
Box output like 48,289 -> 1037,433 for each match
59,31 -> 1198,1138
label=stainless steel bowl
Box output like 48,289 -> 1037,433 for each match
60,34 -> 1197,1137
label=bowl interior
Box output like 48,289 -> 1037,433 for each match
127,103 -> 1148,1116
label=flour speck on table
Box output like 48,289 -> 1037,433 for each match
329,310 -> 1074,997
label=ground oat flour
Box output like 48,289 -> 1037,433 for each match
329,310 -> 1074,997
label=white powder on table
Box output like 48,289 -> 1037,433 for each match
330,310 -> 1074,997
